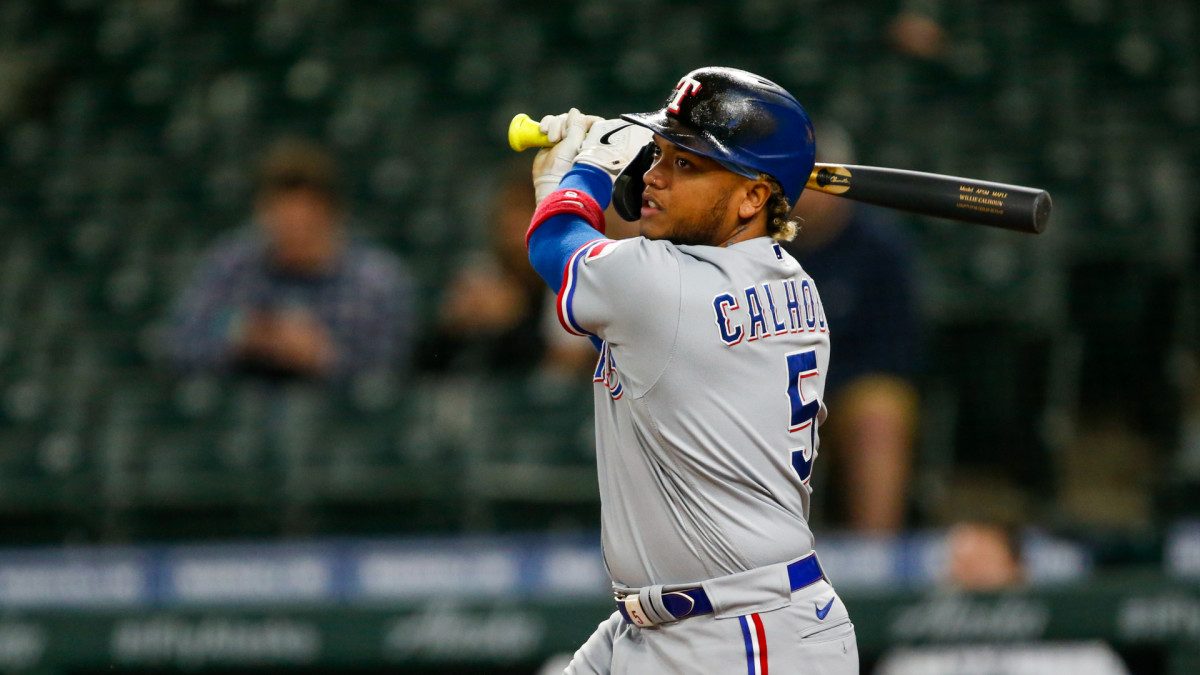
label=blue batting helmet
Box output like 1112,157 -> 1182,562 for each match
620,67 -> 816,206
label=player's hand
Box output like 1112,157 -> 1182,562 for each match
539,109 -> 603,144
574,119 -> 655,178
532,108 -> 598,204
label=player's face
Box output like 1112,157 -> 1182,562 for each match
639,137 -> 748,247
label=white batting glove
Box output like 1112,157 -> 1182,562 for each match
574,119 -> 655,178
539,110 -> 603,144
532,108 -> 601,204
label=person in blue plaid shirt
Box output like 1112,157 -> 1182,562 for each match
165,139 -> 415,383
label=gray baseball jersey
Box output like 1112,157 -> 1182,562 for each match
557,235 -> 831,589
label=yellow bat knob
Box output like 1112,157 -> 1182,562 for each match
508,113 -> 552,152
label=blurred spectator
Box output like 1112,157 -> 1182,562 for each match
164,138 -> 415,383
420,160 -> 596,379
784,124 -> 921,533
874,521 -> 1129,675
945,519 -> 1024,591
887,11 -> 947,61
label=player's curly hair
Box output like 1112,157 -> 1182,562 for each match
759,173 -> 800,242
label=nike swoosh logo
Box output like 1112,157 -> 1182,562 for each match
599,123 -> 634,145
815,597 -> 835,620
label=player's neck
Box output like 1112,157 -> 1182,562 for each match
716,216 -> 768,247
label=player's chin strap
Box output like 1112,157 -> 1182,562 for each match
612,142 -> 655,223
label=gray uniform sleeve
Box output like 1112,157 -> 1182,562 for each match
556,238 -> 681,393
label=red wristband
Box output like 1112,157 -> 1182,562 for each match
526,188 -> 606,247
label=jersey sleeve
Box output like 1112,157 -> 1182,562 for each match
525,164 -> 682,372
557,236 -> 681,347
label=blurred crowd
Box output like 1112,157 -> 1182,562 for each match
0,0 -> 1196,558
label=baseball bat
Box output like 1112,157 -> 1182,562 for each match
508,113 -> 1051,234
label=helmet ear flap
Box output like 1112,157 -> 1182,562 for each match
612,142 -> 655,223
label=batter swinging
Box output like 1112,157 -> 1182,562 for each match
525,67 -> 858,675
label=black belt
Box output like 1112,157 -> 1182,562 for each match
615,553 -> 825,626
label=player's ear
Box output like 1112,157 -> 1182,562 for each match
737,180 -> 772,220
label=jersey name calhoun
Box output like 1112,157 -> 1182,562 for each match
557,236 -> 831,590
712,275 -> 828,346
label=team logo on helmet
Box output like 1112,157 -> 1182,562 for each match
667,75 -> 703,114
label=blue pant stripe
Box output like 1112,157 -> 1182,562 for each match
738,615 -> 755,675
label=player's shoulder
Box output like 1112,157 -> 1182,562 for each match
592,235 -> 672,254
677,236 -> 782,257
576,236 -> 679,269
677,237 -> 802,276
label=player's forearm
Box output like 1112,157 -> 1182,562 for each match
557,164 -> 614,208
526,164 -> 614,293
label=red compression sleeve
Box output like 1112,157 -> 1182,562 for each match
526,188 -> 606,248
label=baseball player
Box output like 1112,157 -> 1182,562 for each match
525,67 -> 857,674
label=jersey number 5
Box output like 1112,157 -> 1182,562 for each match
786,350 -> 820,483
